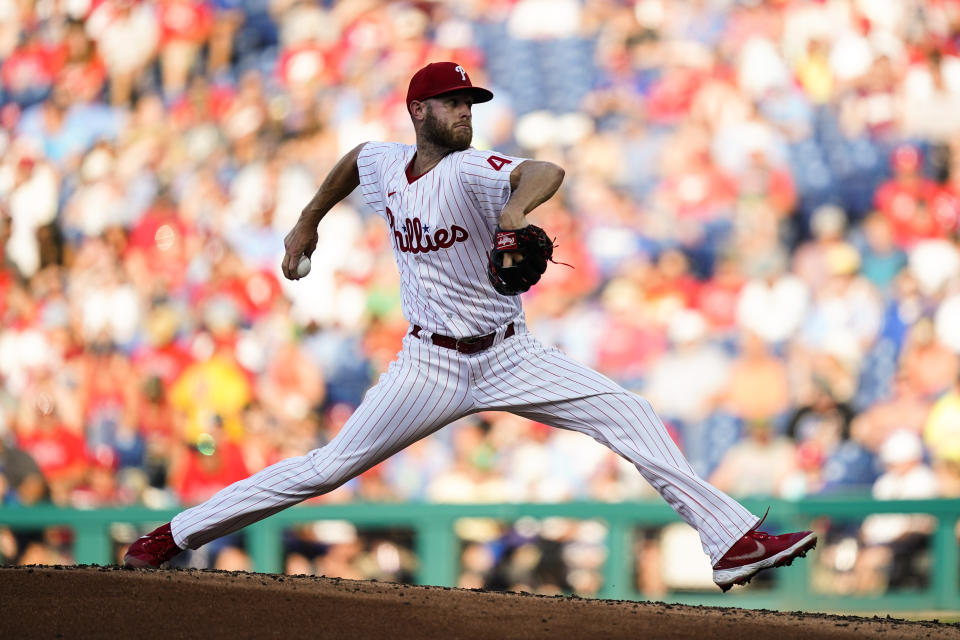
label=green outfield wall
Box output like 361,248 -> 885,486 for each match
2,498 -> 957,612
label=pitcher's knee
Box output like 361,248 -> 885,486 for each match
622,393 -> 657,419
306,447 -> 365,495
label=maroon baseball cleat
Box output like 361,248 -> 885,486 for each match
123,522 -> 183,568
713,513 -> 816,592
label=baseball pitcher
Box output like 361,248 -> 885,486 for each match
125,62 -> 816,591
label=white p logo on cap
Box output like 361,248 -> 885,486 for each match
454,65 -> 467,81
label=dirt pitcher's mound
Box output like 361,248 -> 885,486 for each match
0,566 -> 955,640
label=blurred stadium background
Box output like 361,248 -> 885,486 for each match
0,0 -> 959,614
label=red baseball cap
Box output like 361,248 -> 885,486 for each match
406,62 -> 493,109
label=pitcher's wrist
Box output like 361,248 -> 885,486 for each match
498,208 -> 527,230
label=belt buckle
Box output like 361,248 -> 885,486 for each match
456,335 -> 483,349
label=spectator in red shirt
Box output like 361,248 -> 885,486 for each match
126,191 -> 196,293
70,449 -> 127,508
1,32 -> 61,107
168,74 -> 236,130
15,392 -> 88,505
523,202 -> 600,317
874,145 -> 943,248
595,260 -> 669,381
277,40 -> 339,93
257,339 -> 325,427
191,246 -> 283,325
657,141 -> 738,223
647,248 -> 701,313
58,20 -> 107,104
900,318 -> 959,400
169,418 -> 248,505
645,64 -> 708,126
157,0 -> 213,96
695,254 -> 745,334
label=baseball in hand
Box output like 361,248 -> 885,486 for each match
296,255 -> 311,277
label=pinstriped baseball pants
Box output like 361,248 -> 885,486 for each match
171,325 -> 759,565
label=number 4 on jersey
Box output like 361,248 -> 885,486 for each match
487,155 -> 513,171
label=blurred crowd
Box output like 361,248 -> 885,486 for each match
2,0 -> 960,596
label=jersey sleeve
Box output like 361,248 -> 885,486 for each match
460,149 -> 528,221
356,142 -> 394,213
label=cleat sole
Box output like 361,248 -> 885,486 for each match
123,555 -> 160,569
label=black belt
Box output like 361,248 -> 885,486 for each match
411,322 -> 515,354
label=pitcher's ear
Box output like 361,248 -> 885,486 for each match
409,100 -> 427,121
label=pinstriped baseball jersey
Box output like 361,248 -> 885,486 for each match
357,142 -> 524,338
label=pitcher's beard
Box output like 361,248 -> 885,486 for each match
423,109 -> 472,151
